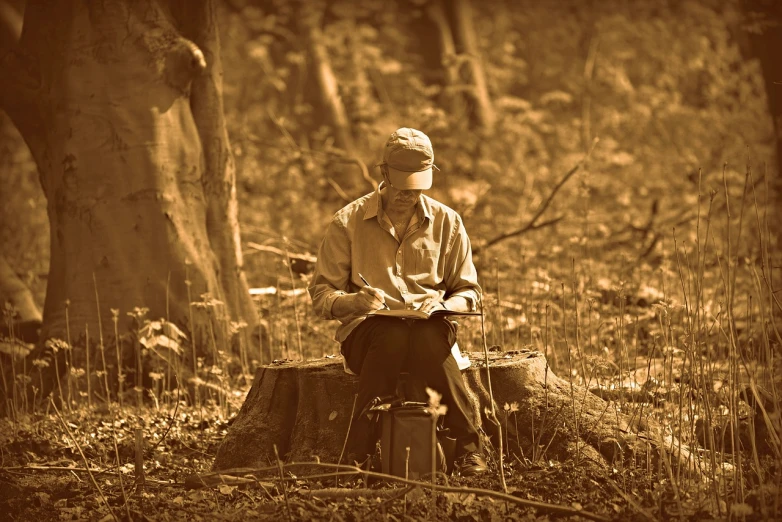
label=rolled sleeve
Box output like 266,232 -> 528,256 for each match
308,216 -> 352,321
321,291 -> 347,320
443,216 -> 482,309
449,289 -> 479,311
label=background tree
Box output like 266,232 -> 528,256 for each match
743,0 -> 782,225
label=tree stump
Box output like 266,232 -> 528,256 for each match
213,351 -> 706,478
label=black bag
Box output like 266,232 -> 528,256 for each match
370,400 -> 452,479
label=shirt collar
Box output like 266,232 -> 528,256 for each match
363,183 -> 382,220
364,181 -> 432,222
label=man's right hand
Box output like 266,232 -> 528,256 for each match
333,286 -> 387,316
355,286 -> 387,312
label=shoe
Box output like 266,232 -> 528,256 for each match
455,452 -> 488,477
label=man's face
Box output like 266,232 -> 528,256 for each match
388,185 -> 422,211
382,169 -> 422,212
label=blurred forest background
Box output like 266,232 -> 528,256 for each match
1,0 -> 779,358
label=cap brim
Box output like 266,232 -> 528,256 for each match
387,167 -> 432,190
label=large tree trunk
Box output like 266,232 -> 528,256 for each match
213,352 -> 707,481
0,0 -> 257,399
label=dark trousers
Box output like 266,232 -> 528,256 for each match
341,315 -> 481,458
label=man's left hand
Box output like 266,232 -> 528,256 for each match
419,297 -> 445,314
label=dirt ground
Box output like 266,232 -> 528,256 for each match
0,402 -> 770,521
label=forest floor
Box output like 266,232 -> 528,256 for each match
0,392 -> 775,522
0,398 -> 644,522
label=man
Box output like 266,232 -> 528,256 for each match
308,127 -> 487,476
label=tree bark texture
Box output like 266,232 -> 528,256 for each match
0,254 -> 41,325
299,1 -> 355,155
212,352 -> 707,481
426,0 -> 466,121
745,0 -> 782,226
0,0 -> 257,387
171,0 -> 258,352
449,0 -> 495,132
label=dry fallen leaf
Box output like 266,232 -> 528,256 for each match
219,484 -> 238,496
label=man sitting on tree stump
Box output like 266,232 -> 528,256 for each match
308,127 -> 488,477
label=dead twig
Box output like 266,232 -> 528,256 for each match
479,299 -> 507,493
110,418 -> 132,520
299,487 -> 414,499
336,393 -> 358,486
266,107 -> 376,192
147,384 -> 181,455
362,485 -> 418,517
326,177 -> 351,202
606,476 -> 657,521
273,444 -> 293,522
245,242 -> 316,263
49,397 -> 118,521
1,464 -> 174,485
135,429 -> 145,496
476,138 -> 598,255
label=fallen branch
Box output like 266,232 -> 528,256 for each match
182,473 -> 263,489
187,461 -> 611,522
245,242 -> 316,263
2,464 -> 174,486
362,486 -> 418,517
299,487 -> 414,499
475,138 -> 598,255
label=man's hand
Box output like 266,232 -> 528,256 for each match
419,295 -> 471,314
355,286 -> 386,312
418,296 -> 445,314
333,286 -> 387,316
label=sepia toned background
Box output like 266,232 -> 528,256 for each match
0,1 -> 781,520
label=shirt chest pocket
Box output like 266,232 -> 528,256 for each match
410,238 -> 440,278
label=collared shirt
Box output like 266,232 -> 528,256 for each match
308,183 -> 482,343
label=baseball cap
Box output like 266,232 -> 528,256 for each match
376,127 -> 439,190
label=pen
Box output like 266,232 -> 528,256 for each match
358,273 -> 390,309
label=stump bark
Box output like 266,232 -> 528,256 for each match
213,351 -> 706,478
